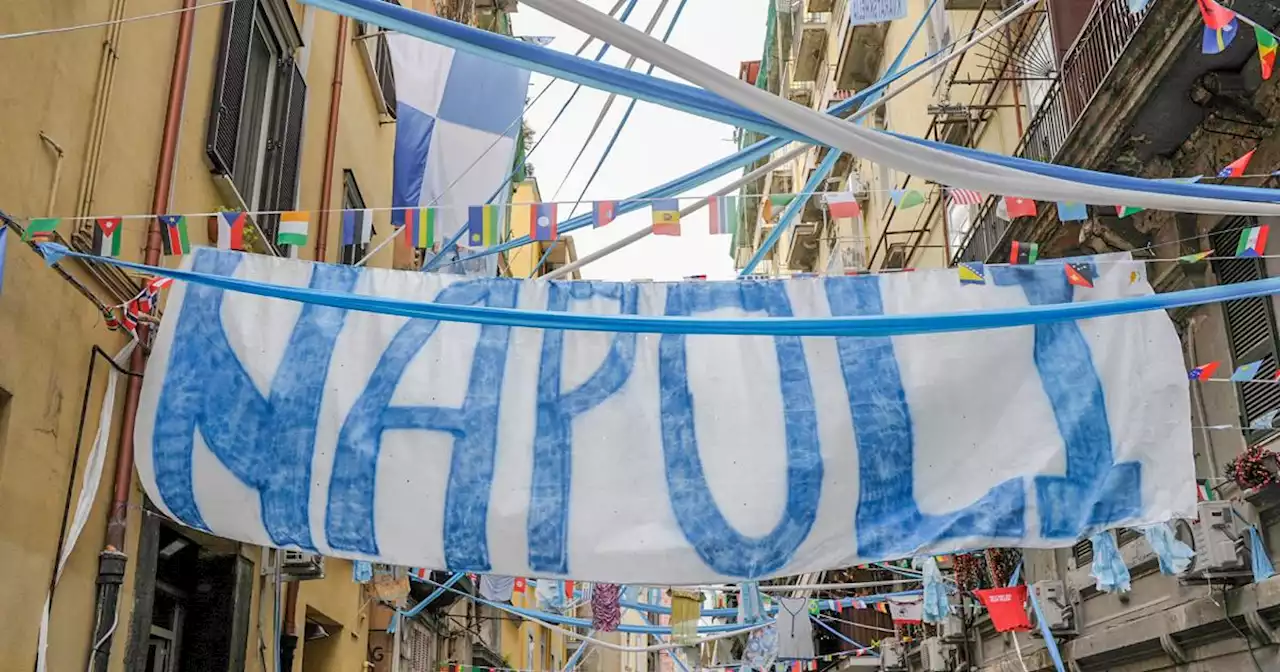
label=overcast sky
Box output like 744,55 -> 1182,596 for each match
510,0 -> 770,281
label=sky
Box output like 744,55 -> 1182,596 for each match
509,0 -> 771,281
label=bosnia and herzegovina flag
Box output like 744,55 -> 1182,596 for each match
1198,0 -> 1239,54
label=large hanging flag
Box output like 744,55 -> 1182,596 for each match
387,34 -> 531,255
1218,149 -> 1255,178
824,191 -> 861,219
1009,241 -> 1039,265
93,217 -> 123,258
341,209 -> 374,248
593,200 -> 617,228
889,188 -> 925,210
531,202 -> 558,241
1055,201 -> 1088,222
1198,0 -> 1239,54
25,217 -> 59,242
652,198 -> 681,236
1003,196 -> 1038,219
1188,361 -> 1220,380
1257,25 -> 1278,79
708,195 -> 738,235
159,215 -> 190,255
278,211 -> 310,247
217,211 -> 246,251
1236,224 -> 1269,257
1231,359 -> 1265,381
467,205 -> 501,247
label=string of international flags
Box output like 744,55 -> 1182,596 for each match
9,149 -> 1271,258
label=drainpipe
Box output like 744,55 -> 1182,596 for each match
314,14 -> 349,263
88,1 -> 195,670
281,581 -> 301,671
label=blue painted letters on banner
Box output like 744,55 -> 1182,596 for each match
991,263 -> 1141,537
826,276 -> 1024,558
528,282 -> 639,573
326,279 -> 518,570
151,251 -> 359,550
658,281 -> 823,577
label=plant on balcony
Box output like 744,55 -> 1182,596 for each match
1225,445 -> 1280,490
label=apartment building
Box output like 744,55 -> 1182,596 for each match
737,0 -> 1280,669
0,0 -> 526,669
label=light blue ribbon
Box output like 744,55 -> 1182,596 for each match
917,556 -> 950,623
1139,523 -> 1194,575
1089,531 -> 1131,593
1248,526 -> 1275,582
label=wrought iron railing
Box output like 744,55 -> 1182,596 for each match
952,0 -> 1156,264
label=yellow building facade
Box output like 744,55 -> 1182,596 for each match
499,583 -> 571,672
0,0 -> 518,670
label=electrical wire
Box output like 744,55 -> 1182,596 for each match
0,0 -> 235,41
420,0 -> 645,272
530,0 -> 690,277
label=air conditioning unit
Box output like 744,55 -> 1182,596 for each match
920,637 -> 948,672
1184,500 -> 1255,581
281,550 -> 325,580
878,638 -> 907,672
1030,581 -> 1075,637
940,613 -> 965,643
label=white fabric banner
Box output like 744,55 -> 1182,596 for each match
134,249 -> 1193,583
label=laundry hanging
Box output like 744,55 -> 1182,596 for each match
669,589 -> 703,646
592,582 -> 622,632
774,596 -> 815,660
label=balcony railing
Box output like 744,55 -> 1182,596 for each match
952,0 -> 1155,264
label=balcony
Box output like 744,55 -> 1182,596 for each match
834,19 -> 887,92
950,0 -> 1223,264
793,12 -> 831,81
788,78 -> 816,107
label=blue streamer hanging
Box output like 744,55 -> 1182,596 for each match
1247,526 -> 1275,582
1138,523 -> 1194,575
1089,531 -> 1132,593
917,556 -> 950,623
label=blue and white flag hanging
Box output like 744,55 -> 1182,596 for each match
387,33 -> 531,258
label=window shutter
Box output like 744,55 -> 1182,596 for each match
205,0 -> 258,176
259,58 -> 306,246
1209,217 -> 1280,443
271,59 -> 307,211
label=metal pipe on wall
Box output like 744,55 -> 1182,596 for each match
89,1 -> 197,669
314,13 -> 350,262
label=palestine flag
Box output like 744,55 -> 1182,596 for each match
93,217 -> 122,257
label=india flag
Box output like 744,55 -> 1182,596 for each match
277,211 -> 309,247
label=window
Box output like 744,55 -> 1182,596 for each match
1021,22 -> 1055,121
340,170 -> 373,264
925,2 -> 954,87
206,0 -> 306,249
1210,217 -> 1280,444
355,3 -> 399,120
